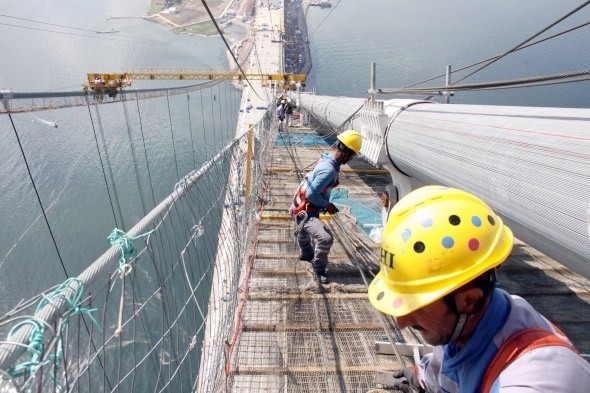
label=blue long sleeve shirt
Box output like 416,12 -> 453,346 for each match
305,153 -> 340,215
416,288 -> 590,392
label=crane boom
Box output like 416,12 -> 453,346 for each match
85,68 -> 306,92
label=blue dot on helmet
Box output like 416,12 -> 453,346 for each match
442,236 -> 454,249
472,216 -> 482,227
401,228 -> 412,242
421,217 -> 433,227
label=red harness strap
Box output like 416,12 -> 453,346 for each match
289,158 -> 338,215
480,328 -> 579,393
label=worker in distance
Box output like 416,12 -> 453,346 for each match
290,130 -> 362,284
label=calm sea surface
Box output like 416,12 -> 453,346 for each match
1,0 -> 589,311
306,0 -> 590,107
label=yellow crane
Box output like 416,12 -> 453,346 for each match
85,68 -> 306,93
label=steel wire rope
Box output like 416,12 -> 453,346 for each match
480,75 -> 590,90
1,136 -> 245,386
6,113 -> 69,278
127,271 -> 161,391
216,84 -> 225,146
0,13 -> 162,42
210,89 -> 218,151
111,245 -> 166,384
1,79 -> 229,114
252,45 -> 273,104
208,156 -> 235,304
93,103 -> 127,230
199,0 -> 263,100
135,96 -> 157,207
102,247 -> 195,391
130,270 -> 138,393
187,166 -> 228,385
453,0 -> 590,85
138,139 -> 254,386
223,83 -> 230,150
199,90 -> 209,161
165,92 -> 181,181
86,254 -> 164,391
172,198 -> 202,389
144,219 -> 175,393
329,216 -> 412,367
0,21 -> 162,46
186,94 -> 197,169
307,0 -> 344,38
155,213 -> 182,385
81,231 -> 166,390
403,20 -> 590,89
151,233 -> 176,392
102,277 -> 113,391
165,199 -> 198,390
379,68 -> 590,95
1,140 -> 86,268
122,99 -> 149,216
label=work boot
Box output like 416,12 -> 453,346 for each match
299,253 -> 313,262
315,272 -> 329,284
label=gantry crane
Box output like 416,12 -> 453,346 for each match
85,68 -> 306,95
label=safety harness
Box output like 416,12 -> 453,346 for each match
480,327 -> 579,392
289,157 -> 339,216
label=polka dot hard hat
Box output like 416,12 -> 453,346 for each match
368,186 -> 513,317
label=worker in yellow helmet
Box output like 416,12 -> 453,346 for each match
368,186 -> 590,392
289,130 -> 362,284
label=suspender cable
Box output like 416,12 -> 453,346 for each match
210,89 -> 218,150
165,92 -> 180,181
200,89 -> 208,161
186,94 -> 197,169
122,99 -> 148,216
453,0 -> 590,85
7,114 -> 69,279
93,103 -> 126,230
87,103 -> 120,229
135,95 -> 157,207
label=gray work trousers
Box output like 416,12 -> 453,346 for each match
296,216 -> 334,274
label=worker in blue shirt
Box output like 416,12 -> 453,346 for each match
368,186 -> 590,392
290,130 -> 362,284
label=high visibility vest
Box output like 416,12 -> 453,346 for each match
290,159 -> 339,215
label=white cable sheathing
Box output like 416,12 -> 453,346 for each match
298,93 -> 365,130
384,101 -> 590,278
297,93 -> 590,279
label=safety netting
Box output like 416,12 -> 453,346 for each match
0,102 -> 274,392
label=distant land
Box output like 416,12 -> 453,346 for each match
148,0 -> 237,35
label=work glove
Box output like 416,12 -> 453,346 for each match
326,203 -> 339,214
389,367 -> 421,393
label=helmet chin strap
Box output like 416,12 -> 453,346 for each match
447,313 -> 468,344
443,282 -> 495,345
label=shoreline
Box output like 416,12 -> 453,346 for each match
144,0 -> 314,75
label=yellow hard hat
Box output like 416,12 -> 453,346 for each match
336,130 -> 362,154
368,186 -> 513,317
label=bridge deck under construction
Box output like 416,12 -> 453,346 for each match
226,119 -> 590,392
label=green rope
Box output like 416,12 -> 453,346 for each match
6,278 -> 101,391
107,228 -> 154,274
6,319 -> 46,379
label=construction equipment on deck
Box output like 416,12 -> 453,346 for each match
85,68 -> 306,92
